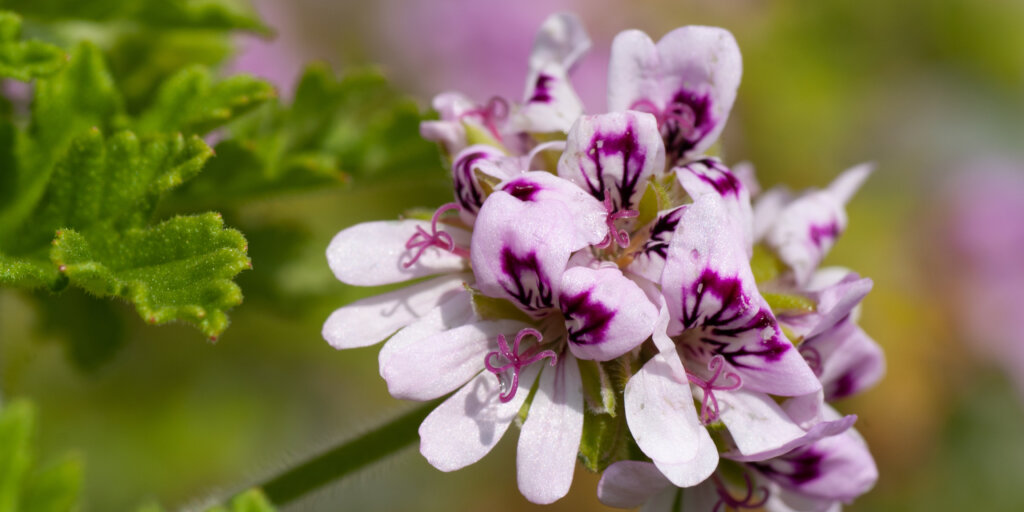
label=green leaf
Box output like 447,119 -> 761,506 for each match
0,0 -> 265,32
168,64 -> 440,208
20,455 -> 82,512
0,400 -> 33,512
218,489 -> 276,512
32,288 -> 125,371
137,66 -> 275,135
52,213 -> 249,338
0,11 -> 66,81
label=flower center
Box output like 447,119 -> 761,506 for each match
403,203 -> 470,268
597,195 -> 640,249
687,355 -> 743,425
463,96 -> 509,141
711,472 -> 769,512
484,328 -> 558,402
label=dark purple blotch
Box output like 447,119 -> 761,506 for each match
640,206 -> 685,258
662,89 -> 715,161
752,447 -> 824,488
528,74 -> 555,103
500,247 -> 554,311
692,158 -> 742,197
559,287 -> 615,346
701,309 -> 790,369
502,177 -> 543,202
577,122 -> 648,210
452,151 -> 489,213
809,221 -> 841,248
681,269 -> 748,330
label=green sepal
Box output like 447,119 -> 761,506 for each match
51,213 -> 250,338
577,359 -> 637,472
462,120 -> 507,153
468,286 -> 533,324
137,66 -> 275,135
0,11 -> 66,81
750,243 -> 786,283
762,291 -> 817,315
634,181 -> 662,229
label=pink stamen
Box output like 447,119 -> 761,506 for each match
463,96 -> 509,140
687,355 -> 743,425
711,472 -> 770,512
484,328 -> 557,403
403,203 -> 469,268
800,345 -> 823,377
597,196 -> 639,249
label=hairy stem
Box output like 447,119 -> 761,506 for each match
252,399 -> 440,506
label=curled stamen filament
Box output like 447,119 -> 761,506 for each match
711,473 -> 770,512
464,96 -> 509,140
484,328 -> 557,403
799,345 -> 823,377
687,355 -> 743,425
598,196 -> 640,249
403,203 -> 468,268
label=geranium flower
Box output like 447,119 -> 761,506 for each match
597,407 -> 878,511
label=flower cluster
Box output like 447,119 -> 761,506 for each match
323,13 -> 884,510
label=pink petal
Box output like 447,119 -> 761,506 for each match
496,171 -> 608,247
803,319 -> 885,401
517,355 -> 584,504
327,220 -> 469,286
677,158 -> 754,256
557,111 -> 666,210
512,13 -> 590,134
627,206 -> 686,282
470,191 -> 578,314
559,266 -> 658,361
625,352 -> 702,465
653,425 -> 719,488
380,319 -> 530,401
322,273 -> 470,350
419,363 -> 540,472
597,461 -> 673,509
608,26 -> 741,160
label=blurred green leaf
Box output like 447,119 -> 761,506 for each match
0,41 -> 261,341
204,489 -> 276,512
32,288 -> 126,371
170,64 -> 441,208
0,0 -> 265,32
0,11 -> 66,81
0,400 -> 81,512
137,66 -> 275,135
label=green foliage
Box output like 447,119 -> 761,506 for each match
0,400 -> 83,512
0,41 -> 260,339
205,489 -> 276,512
137,66 -> 275,135
170,63 -> 440,208
0,0 -> 265,32
0,11 -> 65,80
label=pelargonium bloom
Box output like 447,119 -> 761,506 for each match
323,12 -> 882,508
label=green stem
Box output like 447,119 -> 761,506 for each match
255,399 -> 440,506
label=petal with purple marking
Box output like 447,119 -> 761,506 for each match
777,273 -> 872,340
419,363 -> 540,472
327,220 -> 469,286
802,318 -> 885,401
512,13 -> 590,134
471,192 -> 576,314
557,111 -> 667,211
451,145 -> 509,220
608,26 -> 741,161
323,273 -> 470,349
661,195 -> 819,396
497,171 -> 608,246
517,355 -> 584,504
677,158 -> 754,255
763,165 -> 872,285
559,266 -> 658,361
751,424 -> 877,502
628,205 -> 686,282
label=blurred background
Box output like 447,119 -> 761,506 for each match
2,0 -> 1024,510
